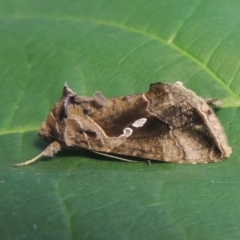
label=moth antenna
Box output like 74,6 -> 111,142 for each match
91,151 -> 138,163
14,141 -> 62,167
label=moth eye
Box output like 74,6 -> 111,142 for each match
40,133 -> 54,142
44,134 -> 50,139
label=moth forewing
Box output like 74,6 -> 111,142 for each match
14,82 -> 232,166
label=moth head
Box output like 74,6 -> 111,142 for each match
38,119 -> 55,142
39,84 -> 76,143
38,105 -> 62,143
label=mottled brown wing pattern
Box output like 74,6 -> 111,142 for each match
62,82 -> 231,164
14,82 -> 232,166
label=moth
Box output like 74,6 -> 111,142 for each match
15,81 -> 232,166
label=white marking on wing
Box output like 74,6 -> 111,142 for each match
132,118 -> 147,128
119,127 -> 133,138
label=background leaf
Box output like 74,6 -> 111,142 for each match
0,0 -> 240,239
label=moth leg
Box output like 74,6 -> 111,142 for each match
14,141 -> 62,167
93,91 -> 107,107
91,151 -> 138,163
147,160 -> 152,166
205,98 -> 223,107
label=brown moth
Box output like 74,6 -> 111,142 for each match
14,81 -> 232,166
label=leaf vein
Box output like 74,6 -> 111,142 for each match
118,39 -> 152,65
0,15 -> 239,100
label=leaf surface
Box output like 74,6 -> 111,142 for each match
0,0 -> 240,239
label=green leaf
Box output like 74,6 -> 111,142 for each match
0,0 -> 240,239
